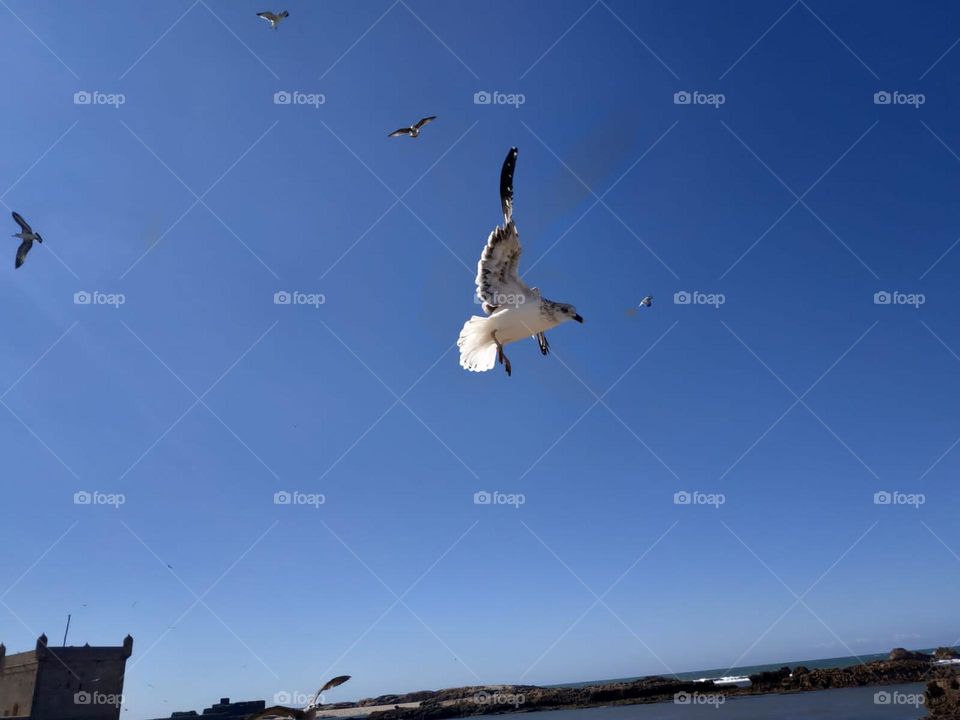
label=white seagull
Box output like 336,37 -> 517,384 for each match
458,147 -> 583,376
256,10 -> 289,29
250,675 -> 351,720
388,116 -> 436,138
10,211 -> 42,269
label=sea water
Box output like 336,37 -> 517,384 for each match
479,683 -> 927,720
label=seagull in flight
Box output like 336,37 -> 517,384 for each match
256,10 -> 289,29
626,296 -> 653,317
10,212 -> 42,269
388,116 -> 436,138
250,675 -> 351,720
458,148 -> 583,376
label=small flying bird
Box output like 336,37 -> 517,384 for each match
640,295 -> 653,307
250,675 -> 352,720
256,10 -> 289,29
388,116 -> 436,138
10,212 -> 42,269
458,148 -> 583,376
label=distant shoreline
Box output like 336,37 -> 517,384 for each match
314,648 -> 959,720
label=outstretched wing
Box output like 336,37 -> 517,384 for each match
414,115 -> 436,130
247,707 -> 302,720
475,148 -> 530,314
257,11 -> 279,22
388,128 -> 412,137
15,239 -> 32,268
318,675 -> 351,694
12,211 -> 32,234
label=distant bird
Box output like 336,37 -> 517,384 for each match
10,212 -> 42,269
458,148 -> 582,376
256,10 -> 289,29
388,116 -> 436,138
250,675 -> 351,720
626,296 -> 653,317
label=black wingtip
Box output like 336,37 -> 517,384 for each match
500,147 -> 518,222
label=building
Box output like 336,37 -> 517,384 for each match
0,634 -> 132,720
146,698 -> 266,720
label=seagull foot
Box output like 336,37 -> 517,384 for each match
537,332 -> 550,356
493,332 -> 512,377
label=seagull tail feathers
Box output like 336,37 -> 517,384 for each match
458,315 -> 497,372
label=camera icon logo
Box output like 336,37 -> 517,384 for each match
874,491 -> 892,505
74,290 -> 92,305
673,490 -> 691,505
874,691 -> 891,705
673,91 -> 691,105
74,691 -> 92,705
74,490 -> 92,505
274,91 -> 292,105
473,491 -> 492,505
673,291 -> 691,305
674,692 -> 691,705
474,91 -> 492,105
274,290 -> 292,305
274,491 -> 292,505
274,691 -> 292,704
873,291 -> 891,305
74,91 -> 92,105
873,91 -> 892,105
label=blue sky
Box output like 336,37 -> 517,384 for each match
2,0 -> 960,717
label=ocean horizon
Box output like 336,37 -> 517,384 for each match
551,648 -> 953,688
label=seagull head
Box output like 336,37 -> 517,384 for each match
556,303 -> 583,324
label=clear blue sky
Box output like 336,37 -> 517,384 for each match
2,1 -> 960,717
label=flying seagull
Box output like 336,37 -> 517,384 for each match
250,675 -> 352,720
256,10 -> 289,29
458,148 -> 582,376
11,212 -> 42,269
388,116 -> 436,138
626,296 -> 653,317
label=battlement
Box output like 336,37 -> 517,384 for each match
0,635 -> 132,720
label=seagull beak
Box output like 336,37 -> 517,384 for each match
573,314 -> 584,324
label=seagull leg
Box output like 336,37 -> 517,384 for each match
536,332 -> 550,356
492,331 -> 512,377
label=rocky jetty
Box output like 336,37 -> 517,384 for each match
326,648 -> 960,720
926,677 -> 960,719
